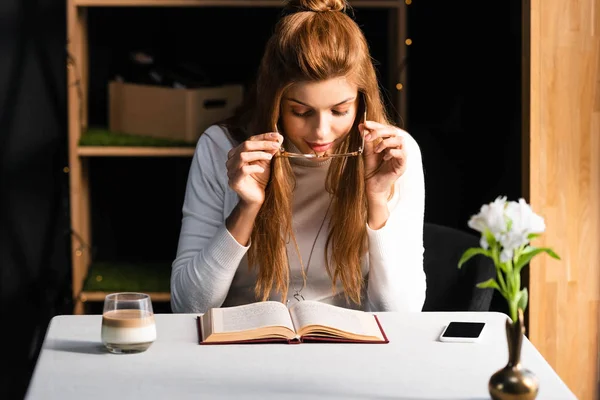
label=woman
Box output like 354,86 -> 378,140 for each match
171,0 -> 426,314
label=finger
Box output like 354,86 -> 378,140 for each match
362,127 -> 399,143
363,120 -> 408,134
227,147 -> 237,160
227,152 -> 273,174
240,164 -> 266,175
362,131 -> 383,156
248,132 -> 282,143
239,151 -> 274,164
361,120 -> 390,131
228,131 -> 282,158
359,123 -> 392,142
382,148 -> 406,162
229,164 -> 266,185
241,140 -> 282,154
361,122 -> 408,140
360,121 -> 399,138
374,136 -> 405,154
228,140 -> 281,162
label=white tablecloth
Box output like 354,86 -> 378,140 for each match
25,311 -> 576,399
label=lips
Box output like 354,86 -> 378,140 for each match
306,141 -> 333,153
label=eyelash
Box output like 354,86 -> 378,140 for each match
291,110 -> 349,117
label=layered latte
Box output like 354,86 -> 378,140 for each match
101,309 -> 156,353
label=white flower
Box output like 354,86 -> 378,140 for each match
500,248 -> 513,263
468,196 -> 507,240
504,198 -> 546,236
461,196 -> 559,323
479,236 -> 489,250
499,231 -> 529,261
469,197 -> 547,261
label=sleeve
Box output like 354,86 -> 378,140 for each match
170,126 -> 249,314
365,131 -> 427,312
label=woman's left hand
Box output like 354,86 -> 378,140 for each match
360,120 -> 408,201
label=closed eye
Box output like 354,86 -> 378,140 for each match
291,110 -> 350,117
332,110 -> 349,116
291,110 -> 313,117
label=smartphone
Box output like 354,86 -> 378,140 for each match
439,321 -> 486,343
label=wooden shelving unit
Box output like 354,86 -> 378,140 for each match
67,0 -> 408,314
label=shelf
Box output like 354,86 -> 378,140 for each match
78,127 -> 196,157
82,261 -> 172,298
80,291 -> 170,302
75,0 -> 401,8
78,146 -> 195,157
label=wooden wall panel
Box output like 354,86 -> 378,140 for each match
527,0 -> 600,398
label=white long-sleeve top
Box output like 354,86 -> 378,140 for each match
170,124 -> 426,314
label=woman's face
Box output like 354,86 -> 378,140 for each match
280,77 -> 359,157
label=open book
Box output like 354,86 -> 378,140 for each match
196,300 -> 388,344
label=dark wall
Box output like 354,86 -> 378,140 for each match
0,0 -> 71,399
0,2 -> 521,398
407,0 -> 523,231
405,0 -> 522,316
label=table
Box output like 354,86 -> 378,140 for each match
25,311 -> 576,399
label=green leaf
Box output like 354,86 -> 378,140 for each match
517,288 -> 528,311
527,233 -> 541,240
483,228 -> 497,247
476,278 -> 502,292
545,248 -> 561,260
458,248 -> 491,269
514,247 -> 561,272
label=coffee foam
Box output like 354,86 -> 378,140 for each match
102,309 -> 155,328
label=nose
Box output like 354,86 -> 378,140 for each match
314,112 -> 332,139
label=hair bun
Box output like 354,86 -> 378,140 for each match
285,0 -> 347,13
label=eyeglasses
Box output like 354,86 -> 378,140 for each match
276,98 -> 366,159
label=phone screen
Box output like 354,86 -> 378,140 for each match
442,322 -> 485,338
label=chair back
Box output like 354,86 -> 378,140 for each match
422,222 -> 496,311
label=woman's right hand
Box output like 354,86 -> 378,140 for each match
226,132 -> 282,206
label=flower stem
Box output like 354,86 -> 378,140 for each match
495,264 -> 509,295
509,300 -> 518,323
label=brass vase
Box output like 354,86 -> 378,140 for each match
489,309 -> 539,400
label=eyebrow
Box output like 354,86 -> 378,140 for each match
284,96 -> 356,108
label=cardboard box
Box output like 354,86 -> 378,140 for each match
109,81 -> 244,143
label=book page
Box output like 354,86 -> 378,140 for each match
211,301 -> 295,333
289,301 -> 383,340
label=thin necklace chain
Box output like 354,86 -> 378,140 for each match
287,198 -> 333,304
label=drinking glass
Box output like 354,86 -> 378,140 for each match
101,292 -> 156,354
